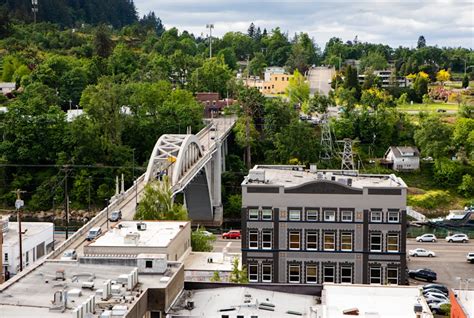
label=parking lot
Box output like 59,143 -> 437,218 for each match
407,238 -> 474,289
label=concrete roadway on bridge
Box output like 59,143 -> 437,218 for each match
212,236 -> 242,254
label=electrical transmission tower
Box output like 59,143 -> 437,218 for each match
338,138 -> 357,170
319,114 -> 333,161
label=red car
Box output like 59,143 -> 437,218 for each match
222,230 -> 241,239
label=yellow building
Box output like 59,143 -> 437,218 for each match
243,73 -> 293,95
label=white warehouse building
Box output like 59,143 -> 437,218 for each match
1,217 -> 54,278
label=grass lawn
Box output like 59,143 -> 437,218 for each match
397,102 -> 458,112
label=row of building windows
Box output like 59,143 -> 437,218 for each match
248,262 -> 399,284
248,208 -> 400,223
247,229 -> 400,253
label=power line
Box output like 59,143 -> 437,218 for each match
0,164 -> 146,169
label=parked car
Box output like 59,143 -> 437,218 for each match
109,210 -> 122,222
467,252 -> 474,263
424,288 -> 448,298
423,284 -> 449,295
437,109 -> 447,113
409,248 -> 436,257
86,227 -> 102,241
201,230 -> 214,237
424,292 -> 449,303
429,301 -> 450,315
222,230 -> 241,239
408,268 -> 437,282
446,233 -> 469,243
416,234 -> 437,242
61,249 -> 77,260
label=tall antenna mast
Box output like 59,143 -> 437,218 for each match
320,113 -> 333,161
338,138 -> 357,170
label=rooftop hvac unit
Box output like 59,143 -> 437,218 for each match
124,232 -> 140,245
102,280 -> 112,300
248,169 -> 265,183
137,222 -> 147,231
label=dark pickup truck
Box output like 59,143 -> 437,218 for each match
408,268 -> 437,282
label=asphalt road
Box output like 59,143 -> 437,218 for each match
212,236 -> 241,254
407,238 -> 474,289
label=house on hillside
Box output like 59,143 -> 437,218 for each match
383,146 -> 420,171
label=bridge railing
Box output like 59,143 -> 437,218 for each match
48,173 -> 145,259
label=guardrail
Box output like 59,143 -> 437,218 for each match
48,174 -> 145,259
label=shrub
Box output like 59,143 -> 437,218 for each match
407,190 -> 451,210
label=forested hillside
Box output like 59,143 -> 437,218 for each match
0,17 -> 472,217
0,0 -> 138,27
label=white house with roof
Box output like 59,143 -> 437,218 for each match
0,82 -> 16,95
384,146 -> 420,171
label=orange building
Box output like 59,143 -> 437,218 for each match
243,73 -> 293,95
450,289 -> 473,318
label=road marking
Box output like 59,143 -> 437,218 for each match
226,242 -> 232,248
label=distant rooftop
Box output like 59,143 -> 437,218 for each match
2,221 -> 53,246
321,284 -> 432,318
89,221 -> 189,248
184,252 -> 240,272
0,260 -> 180,317
169,286 -> 318,317
243,165 -> 407,189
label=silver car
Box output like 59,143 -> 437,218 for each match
416,234 -> 437,242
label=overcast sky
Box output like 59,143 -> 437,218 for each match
134,0 -> 473,49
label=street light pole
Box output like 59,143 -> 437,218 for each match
31,0 -> 38,24
133,149 -> 137,212
13,189 -> 26,272
206,24 -> 214,59
105,199 -> 109,230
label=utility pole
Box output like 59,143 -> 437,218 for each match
206,24 -> 214,59
13,189 -> 26,272
87,176 -> 91,212
133,149 -> 137,212
62,166 -> 70,240
31,0 -> 38,24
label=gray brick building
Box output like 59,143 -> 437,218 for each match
241,165 -> 407,285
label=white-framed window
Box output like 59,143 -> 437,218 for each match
262,209 -> 272,220
289,231 -> 301,250
323,265 -> 335,283
262,264 -> 272,282
341,232 -> 353,251
248,264 -> 258,282
324,210 -> 336,222
306,264 -> 318,284
306,209 -> 318,221
323,232 -> 336,251
387,267 -> 398,284
388,211 -> 399,223
370,233 -> 382,252
387,234 -> 399,252
341,266 -> 353,283
262,230 -> 272,250
249,208 -> 259,220
370,266 -> 382,284
341,211 -> 353,222
289,209 -> 301,221
249,230 -> 258,249
306,231 -> 318,250
371,211 -> 382,222
289,264 -> 300,283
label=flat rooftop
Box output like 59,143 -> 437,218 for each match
0,260 -> 179,317
169,286 -> 318,317
453,289 -> 474,316
89,220 -> 188,247
243,165 -> 406,189
2,221 -> 53,246
321,284 -> 431,318
184,252 -> 240,272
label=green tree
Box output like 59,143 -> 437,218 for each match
134,177 -> 188,221
224,194 -> 242,218
343,65 -> 361,100
190,57 -> 232,97
412,73 -> 429,102
93,24 -> 113,58
417,35 -> 426,49
217,48 -> 237,70
458,174 -> 474,198
229,257 -> 248,284
362,69 -> 382,89
191,226 -> 216,252
210,271 -> 222,282
360,51 -> 388,72
433,158 -> 464,187
360,87 -> 393,110
414,115 -> 452,158
452,118 -> 474,160
286,69 -> 310,106
462,74 -> 469,88
248,52 -> 267,77
109,43 -> 138,76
